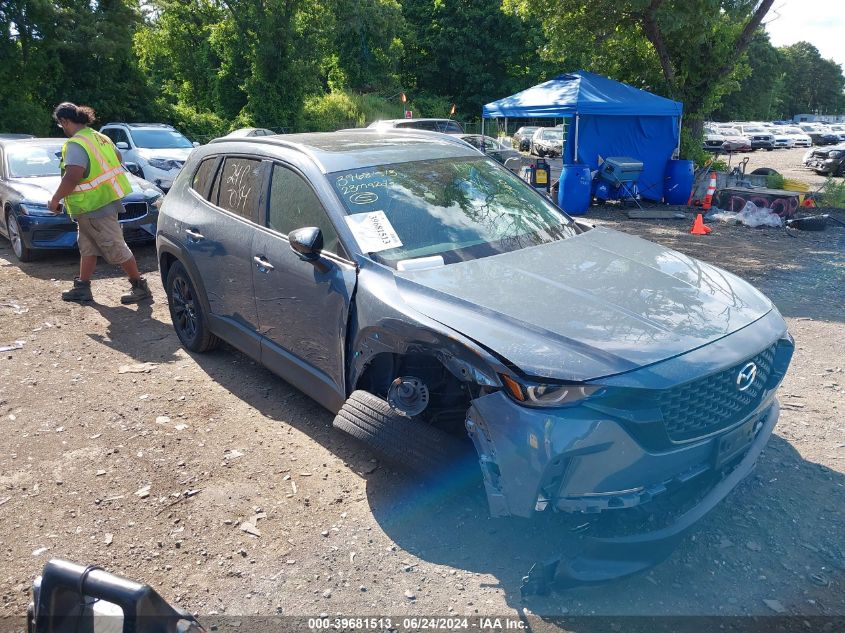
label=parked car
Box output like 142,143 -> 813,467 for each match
736,125 -> 775,151
770,127 -> 795,149
223,127 -> 277,138
0,137 -> 163,262
156,128 -> 793,584
530,127 -> 563,157
805,144 -> 845,175
703,127 -> 751,153
100,123 -> 198,192
826,124 -> 845,142
798,124 -> 840,146
512,126 -> 540,151
367,118 -> 464,133
0,133 -> 34,140
458,134 -> 521,165
780,126 -> 813,148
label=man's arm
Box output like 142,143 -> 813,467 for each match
48,165 -> 85,213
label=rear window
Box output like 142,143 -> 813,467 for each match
211,157 -> 263,222
191,157 -> 219,199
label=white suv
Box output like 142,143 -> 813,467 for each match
100,123 -> 198,192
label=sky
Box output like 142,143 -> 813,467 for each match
764,0 -> 845,68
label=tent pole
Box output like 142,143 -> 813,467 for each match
574,115 -> 580,163
481,116 -> 485,138
677,115 -> 683,155
504,117 -> 508,138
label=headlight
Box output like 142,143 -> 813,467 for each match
500,374 -> 603,407
148,158 -> 176,171
19,203 -> 58,216
828,151 -> 843,158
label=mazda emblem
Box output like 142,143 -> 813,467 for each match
736,362 -> 758,392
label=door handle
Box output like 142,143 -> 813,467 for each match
185,228 -> 204,241
253,255 -> 274,272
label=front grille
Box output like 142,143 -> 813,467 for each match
120,202 -> 149,221
31,230 -> 65,243
657,345 -> 777,442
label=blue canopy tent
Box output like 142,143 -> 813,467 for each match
482,71 -> 683,201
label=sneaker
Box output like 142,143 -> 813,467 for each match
121,277 -> 152,304
62,278 -> 93,303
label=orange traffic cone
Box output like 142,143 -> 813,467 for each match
690,213 -> 712,235
701,172 -> 717,211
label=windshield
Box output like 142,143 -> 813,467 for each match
541,130 -> 562,141
329,157 -> 578,267
129,129 -> 193,149
745,128 -> 765,133
6,143 -> 62,177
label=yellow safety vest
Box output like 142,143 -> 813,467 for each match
60,128 -> 132,217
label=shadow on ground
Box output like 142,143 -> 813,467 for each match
0,241 -> 159,281
188,346 -> 844,618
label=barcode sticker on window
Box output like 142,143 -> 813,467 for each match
345,211 -> 403,253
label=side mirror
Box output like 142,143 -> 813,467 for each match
124,162 -> 142,177
192,141 -> 200,148
289,227 -> 330,273
115,141 -> 129,150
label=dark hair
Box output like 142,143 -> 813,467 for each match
53,102 -> 96,125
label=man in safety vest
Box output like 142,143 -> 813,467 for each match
47,102 -> 152,304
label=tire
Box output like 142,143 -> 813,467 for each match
6,211 -> 33,262
165,261 -> 219,352
751,168 -> 780,176
333,390 -> 469,475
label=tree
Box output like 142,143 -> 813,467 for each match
506,0 -> 776,148
714,31 -> 783,122
778,42 -> 845,116
401,0 -> 554,118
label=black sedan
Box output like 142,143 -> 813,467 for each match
459,134 -> 522,166
0,138 -> 163,262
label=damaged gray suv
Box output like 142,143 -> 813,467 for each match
156,129 -> 793,586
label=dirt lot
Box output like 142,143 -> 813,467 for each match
1,209 -> 844,628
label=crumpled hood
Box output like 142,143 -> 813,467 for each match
396,227 -> 773,381
137,147 -> 192,162
7,174 -> 159,205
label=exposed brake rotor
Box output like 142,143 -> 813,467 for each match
387,376 -> 429,417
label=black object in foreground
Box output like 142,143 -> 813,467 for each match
28,559 -> 204,633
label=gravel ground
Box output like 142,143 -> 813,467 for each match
0,208 -> 843,629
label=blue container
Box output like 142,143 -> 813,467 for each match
557,164 -> 592,215
664,159 -> 694,205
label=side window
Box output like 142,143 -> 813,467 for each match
191,157 -> 218,200
268,164 -> 343,257
214,157 -> 263,222
104,128 -> 129,145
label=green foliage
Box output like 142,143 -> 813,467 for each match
766,173 -> 786,190
406,93 -> 452,119
301,92 -> 366,131
715,31 -> 783,121
679,127 -> 708,166
817,179 -> 845,209
778,42 -> 845,116
163,102 -> 230,143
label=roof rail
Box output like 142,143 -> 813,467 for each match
102,122 -> 175,129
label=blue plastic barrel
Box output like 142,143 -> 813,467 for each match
664,159 -> 694,205
557,164 -> 592,215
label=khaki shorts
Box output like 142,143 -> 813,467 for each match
76,212 -> 133,265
